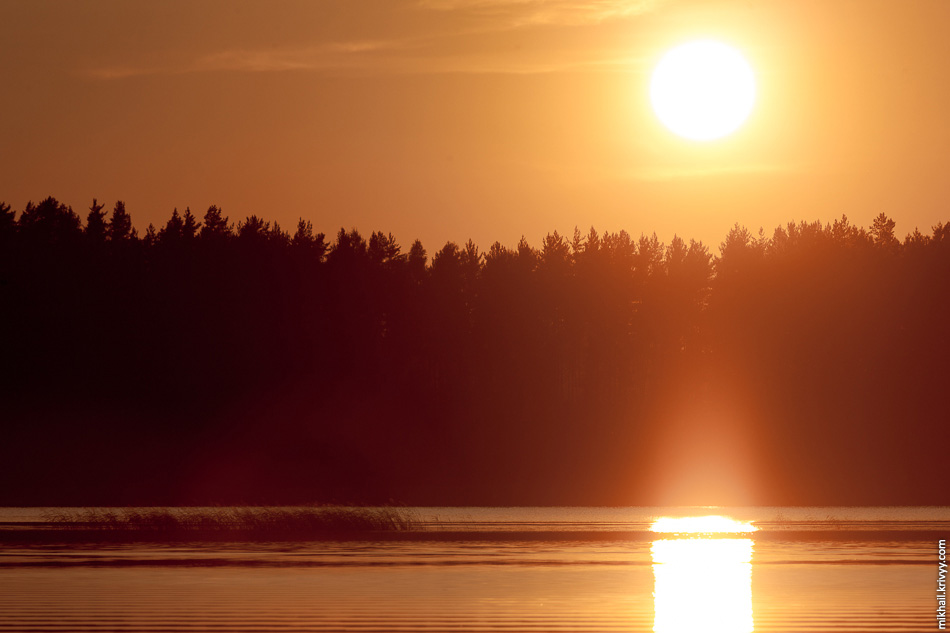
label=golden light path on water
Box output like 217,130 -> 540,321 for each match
651,516 -> 756,633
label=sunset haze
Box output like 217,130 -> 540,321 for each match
3,0 -> 950,250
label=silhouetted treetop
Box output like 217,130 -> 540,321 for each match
407,239 -> 427,281
200,205 -> 232,241
368,231 -> 402,265
0,202 -> 13,235
85,199 -> 107,243
328,228 -> 369,267
870,212 -> 899,249
238,215 -> 271,245
159,208 -> 186,245
17,196 -> 81,245
107,200 -> 135,241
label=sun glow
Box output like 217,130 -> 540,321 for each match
651,515 -> 757,534
650,40 -> 755,141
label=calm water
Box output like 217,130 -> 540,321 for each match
0,507 -> 947,632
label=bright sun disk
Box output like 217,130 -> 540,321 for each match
650,39 -> 756,141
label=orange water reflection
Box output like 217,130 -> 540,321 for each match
651,516 -> 755,633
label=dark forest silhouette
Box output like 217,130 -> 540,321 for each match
1,197 -> 948,505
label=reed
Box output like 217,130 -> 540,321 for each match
42,506 -> 418,537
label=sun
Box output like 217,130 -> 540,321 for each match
650,40 -> 756,141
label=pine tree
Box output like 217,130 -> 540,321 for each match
200,205 -> 232,241
159,208 -> 185,244
0,201 -> 15,239
182,207 -> 201,240
870,212 -> 898,249
107,200 -> 135,241
85,198 -> 107,242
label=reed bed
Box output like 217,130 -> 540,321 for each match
41,506 -> 418,538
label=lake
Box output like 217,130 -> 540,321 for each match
0,507 -> 946,632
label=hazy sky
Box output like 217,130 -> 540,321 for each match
3,0 -> 950,251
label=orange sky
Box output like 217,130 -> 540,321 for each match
3,0 -> 950,252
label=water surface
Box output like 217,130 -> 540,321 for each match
0,507 -> 945,632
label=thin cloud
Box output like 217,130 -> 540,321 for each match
633,163 -> 793,181
85,65 -> 157,80
81,0 -> 667,80
81,0 -> 663,82
417,0 -> 666,27
198,40 -> 401,73
82,39 -> 409,79
83,43 -> 648,79
393,52 -> 648,74
325,40 -> 394,53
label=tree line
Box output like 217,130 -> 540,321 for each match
1,197 -> 947,506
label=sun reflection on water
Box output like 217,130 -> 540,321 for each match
651,516 -> 757,534
651,516 -> 755,633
